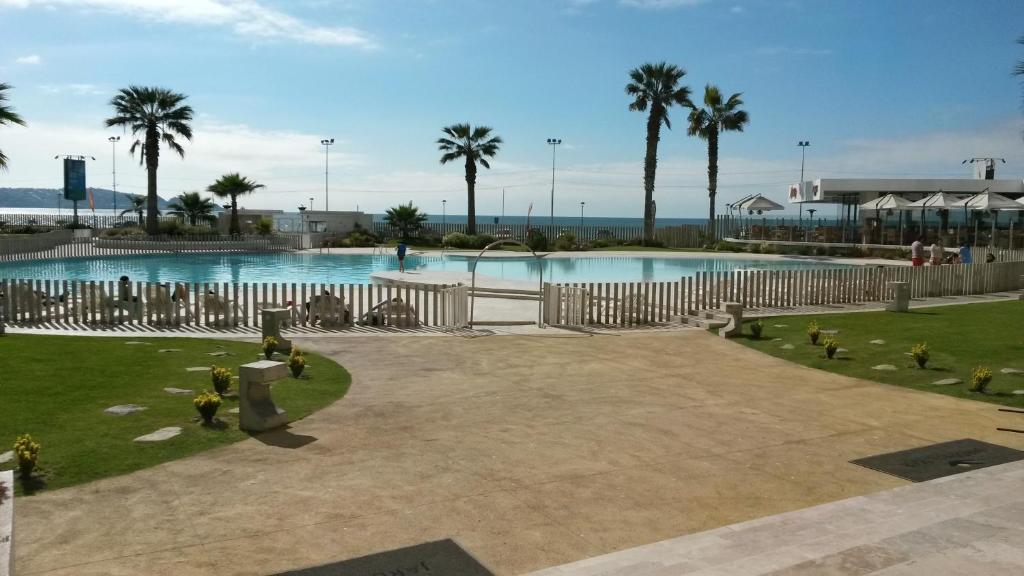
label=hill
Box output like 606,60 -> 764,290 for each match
0,188 -> 173,210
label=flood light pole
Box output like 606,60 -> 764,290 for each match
547,138 -> 561,226
442,199 -> 447,226
321,138 -> 334,212
108,136 -> 120,216
580,201 -> 585,226
798,141 -> 810,227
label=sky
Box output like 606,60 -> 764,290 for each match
1,0 -> 1023,219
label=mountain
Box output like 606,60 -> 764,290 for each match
0,188 -> 173,210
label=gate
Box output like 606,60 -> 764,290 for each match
440,284 -> 469,329
544,284 -> 590,327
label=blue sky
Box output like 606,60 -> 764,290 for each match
1,0 -> 1023,218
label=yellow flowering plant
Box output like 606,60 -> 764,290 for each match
262,336 -> 278,359
823,337 -> 839,359
210,366 -> 232,395
910,343 -> 929,368
970,366 -> 993,393
193,390 -> 223,424
287,347 -> 306,378
14,433 -> 41,479
807,321 -> 821,345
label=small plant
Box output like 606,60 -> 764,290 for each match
211,366 -> 232,395
262,335 -> 278,359
910,343 -> 929,368
13,433 -> 41,480
970,366 -> 993,393
807,321 -> 821,345
193,390 -> 223,424
750,319 -> 764,339
287,347 -> 306,378
823,337 -> 839,359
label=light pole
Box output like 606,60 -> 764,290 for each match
442,199 -> 447,226
56,192 -> 61,217
501,188 -> 505,223
309,197 -> 315,212
108,136 -> 120,216
320,138 -> 334,212
580,201 -> 585,226
797,141 -> 810,227
546,138 -> 561,226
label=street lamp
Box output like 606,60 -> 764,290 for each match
442,199 -> 447,226
797,141 -> 810,227
309,197 -> 314,212
108,136 -> 120,216
546,138 -> 561,226
320,138 -> 334,212
298,205 -> 307,234
579,201 -> 585,226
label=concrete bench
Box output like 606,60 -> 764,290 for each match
238,360 -> 289,432
885,281 -> 910,312
260,308 -> 293,353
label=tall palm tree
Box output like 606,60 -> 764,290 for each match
437,124 -> 501,235
687,85 -> 749,239
1015,36 -> 1024,125
120,194 -> 147,227
385,202 -> 429,241
167,191 -> 217,226
207,173 -> 264,235
0,83 -> 27,171
105,86 -> 193,236
626,62 -> 692,243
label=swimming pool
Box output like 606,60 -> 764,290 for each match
0,253 -> 850,285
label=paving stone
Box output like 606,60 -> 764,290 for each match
206,351 -> 230,357
1013,390 -> 1024,396
125,341 -> 151,345
227,407 -> 239,414
780,344 -> 795,350
157,348 -> 182,353
0,451 -> 12,464
104,404 -> 147,416
771,338 -> 783,342
836,348 -> 848,353
1000,368 -> 1024,375
133,427 -> 182,443
773,324 -> 788,328
164,387 -> 194,396
873,364 -> 898,371
931,378 -> 962,386
185,366 -> 210,372
870,339 -> 886,345
821,329 -> 839,335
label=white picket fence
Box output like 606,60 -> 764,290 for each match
0,229 -> 76,260
544,285 -> 590,327
439,284 -> 469,329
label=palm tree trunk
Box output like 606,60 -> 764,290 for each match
707,129 -> 719,239
145,127 -> 160,236
642,107 -> 662,244
230,196 -> 240,236
465,157 -> 477,235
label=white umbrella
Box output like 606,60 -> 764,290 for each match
860,194 -> 913,243
907,191 -> 969,241
953,191 -> 1024,246
739,195 -> 785,213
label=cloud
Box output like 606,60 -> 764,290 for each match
755,46 -> 833,56
14,54 -> 41,65
0,0 -> 375,48
619,0 -> 706,8
39,83 -> 104,95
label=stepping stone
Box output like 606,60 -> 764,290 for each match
821,329 -> 839,335
125,341 -> 151,345
0,450 -> 12,464
771,338 -> 783,342
1000,368 -> 1024,375
158,348 -> 182,353
773,324 -> 788,328
164,387 -> 194,396
870,339 -> 886,345
1012,390 -> 1024,395
873,364 -> 898,371
227,407 -> 239,414
931,378 -> 962,386
134,427 -> 182,443
206,351 -> 230,357
105,404 -> 147,416
185,366 -> 210,372
780,344 -> 795,350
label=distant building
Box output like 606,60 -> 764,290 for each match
217,209 -> 372,236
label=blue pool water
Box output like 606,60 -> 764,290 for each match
0,253 -> 848,285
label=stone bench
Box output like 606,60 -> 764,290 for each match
238,360 -> 289,432
885,281 -> 910,312
260,308 -> 293,353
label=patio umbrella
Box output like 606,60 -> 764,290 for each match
953,191 -> 1024,246
860,194 -> 913,243
739,195 -> 785,240
907,191 -> 968,240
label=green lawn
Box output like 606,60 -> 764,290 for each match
736,300 -> 1024,407
0,335 -> 350,494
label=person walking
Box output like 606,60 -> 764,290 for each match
929,240 -> 943,266
910,236 -> 925,267
396,241 -> 407,273
959,240 -> 973,265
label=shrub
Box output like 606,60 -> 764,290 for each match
14,433 -> 40,480
262,336 -> 278,359
807,321 -> 821,345
441,232 -> 497,250
210,366 -> 232,395
910,343 -> 929,369
970,366 -> 993,393
746,242 -> 762,254
750,319 -> 764,339
254,217 -> 274,236
158,219 -> 185,236
823,337 -> 839,359
589,237 -> 623,249
526,229 -> 549,251
193,390 -> 222,424
554,231 -> 577,251
288,347 -> 306,378
813,246 -> 829,256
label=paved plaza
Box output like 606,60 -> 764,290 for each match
14,330 -> 1024,575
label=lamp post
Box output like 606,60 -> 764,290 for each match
56,192 -> 61,217
442,199 -> 447,226
546,138 -> 561,226
320,138 -> 334,212
309,197 -> 314,212
797,141 -> 810,228
579,201 -> 585,226
108,136 -> 120,217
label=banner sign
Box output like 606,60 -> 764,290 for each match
63,158 -> 86,202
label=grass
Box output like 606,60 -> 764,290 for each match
735,300 -> 1024,407
0,335 -> 350,494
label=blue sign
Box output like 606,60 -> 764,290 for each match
63,158 -> 86,201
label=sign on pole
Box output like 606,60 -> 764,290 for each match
63,158 -> 86,202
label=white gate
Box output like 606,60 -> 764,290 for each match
544,284 -> 590,327
440,284 -> 469,329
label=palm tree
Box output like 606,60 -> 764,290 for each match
385,202 -> 429,241
207,173 -> 264,235
1015,36 -> 1024,124
167,191 -> 217,226
105,86 -> 194,236
0,83 -> 27,171
687,85 -> 749,239
626,62 -> 692,243
120,194 -> 146,227
437,124 -> 502,235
